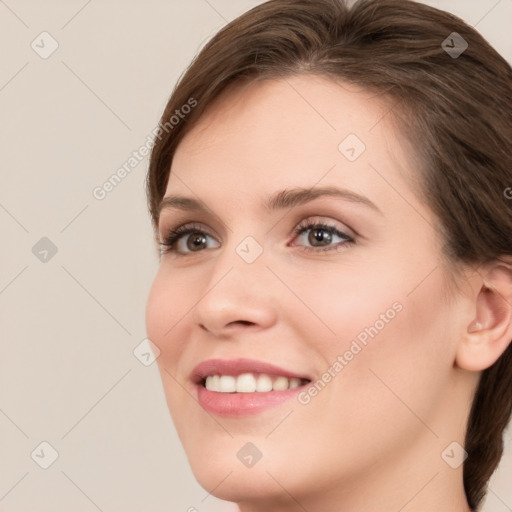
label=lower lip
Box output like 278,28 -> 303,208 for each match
196,384 -> 305,417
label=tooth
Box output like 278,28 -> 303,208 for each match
255,374 -> 273,392
236,373 -> 257,393
205,373 -> 303,393
289,378 -> 301,389
219,375 -> 236,392
272,376 -> 289,391
205,375 -> 220,391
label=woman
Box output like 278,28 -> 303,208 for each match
145,0 -> 512,510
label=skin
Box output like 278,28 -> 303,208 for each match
146,75 -> 512,512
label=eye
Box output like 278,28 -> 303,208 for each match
159,223 -> 220,255
291,219 -> 355,253
159,218 -> 355,256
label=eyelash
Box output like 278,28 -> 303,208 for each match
159,219 -> 355,256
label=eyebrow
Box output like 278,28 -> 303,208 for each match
158,186 -> 382,219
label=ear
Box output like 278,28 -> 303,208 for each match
456,257 -> 512,372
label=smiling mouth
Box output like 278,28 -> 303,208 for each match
191,358 -> 314,416
202,373 -> 311,393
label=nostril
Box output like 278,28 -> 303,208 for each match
236,321 -> 253,326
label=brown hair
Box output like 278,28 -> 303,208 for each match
146,0 -> 512,509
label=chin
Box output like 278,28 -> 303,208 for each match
192,463 -> 289,504
182,437 -> 299,503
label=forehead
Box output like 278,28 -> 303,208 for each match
165,75 -> 417,216
174,75 -> 395,159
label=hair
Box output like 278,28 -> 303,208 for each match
146,0 -> 512,509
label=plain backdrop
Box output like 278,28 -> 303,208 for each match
1,1 -> 511,511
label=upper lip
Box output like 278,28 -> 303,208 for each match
191,358 -> 313,385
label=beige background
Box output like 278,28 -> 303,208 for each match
1,0 -> 511,511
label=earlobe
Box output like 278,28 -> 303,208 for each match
455,260 -> 512,372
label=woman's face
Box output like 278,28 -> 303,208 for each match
146,76 -> 471,508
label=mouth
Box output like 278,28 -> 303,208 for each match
191,358 -> 313,417
202,373 -> 310,392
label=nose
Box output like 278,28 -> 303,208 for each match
191,252 -> 278,338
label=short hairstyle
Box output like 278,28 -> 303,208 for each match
146,1 -> 512,509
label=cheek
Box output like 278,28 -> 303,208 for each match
278,261 -> 404,350
145,271 -> 195,422
317,275 -> 453,446
145,268 -> 193,362
145,273 -> 169,350
294,259 -> 452,416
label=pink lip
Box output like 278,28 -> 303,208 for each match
191,358 -> 312,417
